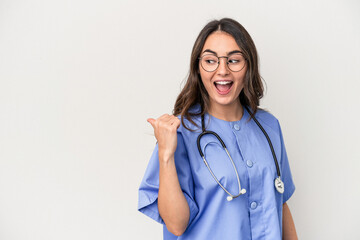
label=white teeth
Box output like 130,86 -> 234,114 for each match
216,81 -> 232,85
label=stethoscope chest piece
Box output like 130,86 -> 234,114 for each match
275,177 -> 284,194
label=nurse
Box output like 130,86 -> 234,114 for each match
138,18 -> 298,239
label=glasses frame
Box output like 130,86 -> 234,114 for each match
198,52 -> 247,72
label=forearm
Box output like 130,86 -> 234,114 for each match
282,202 -> 298,240
158,156 -> 190,236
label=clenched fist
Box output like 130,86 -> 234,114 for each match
147,114 -> 181,162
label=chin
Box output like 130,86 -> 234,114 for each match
213,97 -> 238,107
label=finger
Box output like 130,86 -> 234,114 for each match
165,117 -> 177,124
172,117 -> 181,129
167,117 -> 180,130
159,114 -> 172,122
168,116 -> 177,125
147,118 -> 156,128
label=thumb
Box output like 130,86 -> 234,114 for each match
147,118 -> 156,128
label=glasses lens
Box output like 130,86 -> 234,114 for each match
200,54 -> 218,72
227,54 -> 246,72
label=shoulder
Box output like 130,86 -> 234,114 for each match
176,104 -> 202,134
253,108 -> 280,133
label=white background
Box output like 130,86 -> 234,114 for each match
1,0 -> 359,239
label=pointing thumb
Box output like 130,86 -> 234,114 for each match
147,118 -> 156,128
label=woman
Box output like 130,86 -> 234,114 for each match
138,18 -> 298,239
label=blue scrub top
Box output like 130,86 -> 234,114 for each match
138,105 -> 295,240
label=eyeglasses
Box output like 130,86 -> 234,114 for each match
198,53 -> 247,72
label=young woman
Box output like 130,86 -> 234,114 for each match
138,18 -> 298,240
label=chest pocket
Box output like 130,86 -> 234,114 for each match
200,135 -> 241,195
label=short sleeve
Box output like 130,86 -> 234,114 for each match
138,132 -> 199,227
277,121 -> 296,203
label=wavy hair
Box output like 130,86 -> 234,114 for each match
173,18 -> 264,131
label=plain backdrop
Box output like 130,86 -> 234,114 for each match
1,0 -> 359,239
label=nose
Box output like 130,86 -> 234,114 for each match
217,57 -> 229,75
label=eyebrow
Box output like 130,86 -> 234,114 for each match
202,49 -> 243,55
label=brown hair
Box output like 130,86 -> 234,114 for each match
173,18 -> 264,131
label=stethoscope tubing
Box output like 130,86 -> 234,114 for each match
197,130 -> 245,200
196,106 -> 283,200
243,106 -> 281,177
196,130 -> 226,157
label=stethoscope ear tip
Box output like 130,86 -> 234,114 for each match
227,188 -> 247,201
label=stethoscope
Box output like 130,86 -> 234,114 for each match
196,106 -> 284,201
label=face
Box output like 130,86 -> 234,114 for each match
199,31 -> 247,112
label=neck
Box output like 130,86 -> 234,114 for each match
208,102 -> 243,121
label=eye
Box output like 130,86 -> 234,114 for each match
206,59 -> 217,64
228,59 -> 240,64
202,55 -> 218,65
228,54 -> 244,64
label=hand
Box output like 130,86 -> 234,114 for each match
147,114 -> 181,162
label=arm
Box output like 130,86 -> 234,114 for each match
158,156 -> 190,236
282,202 -> 298,240
148,115 -> 190,236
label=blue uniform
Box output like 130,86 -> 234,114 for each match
138,105 -> 295,239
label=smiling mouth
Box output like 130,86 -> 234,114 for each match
214,81 -> 233,95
